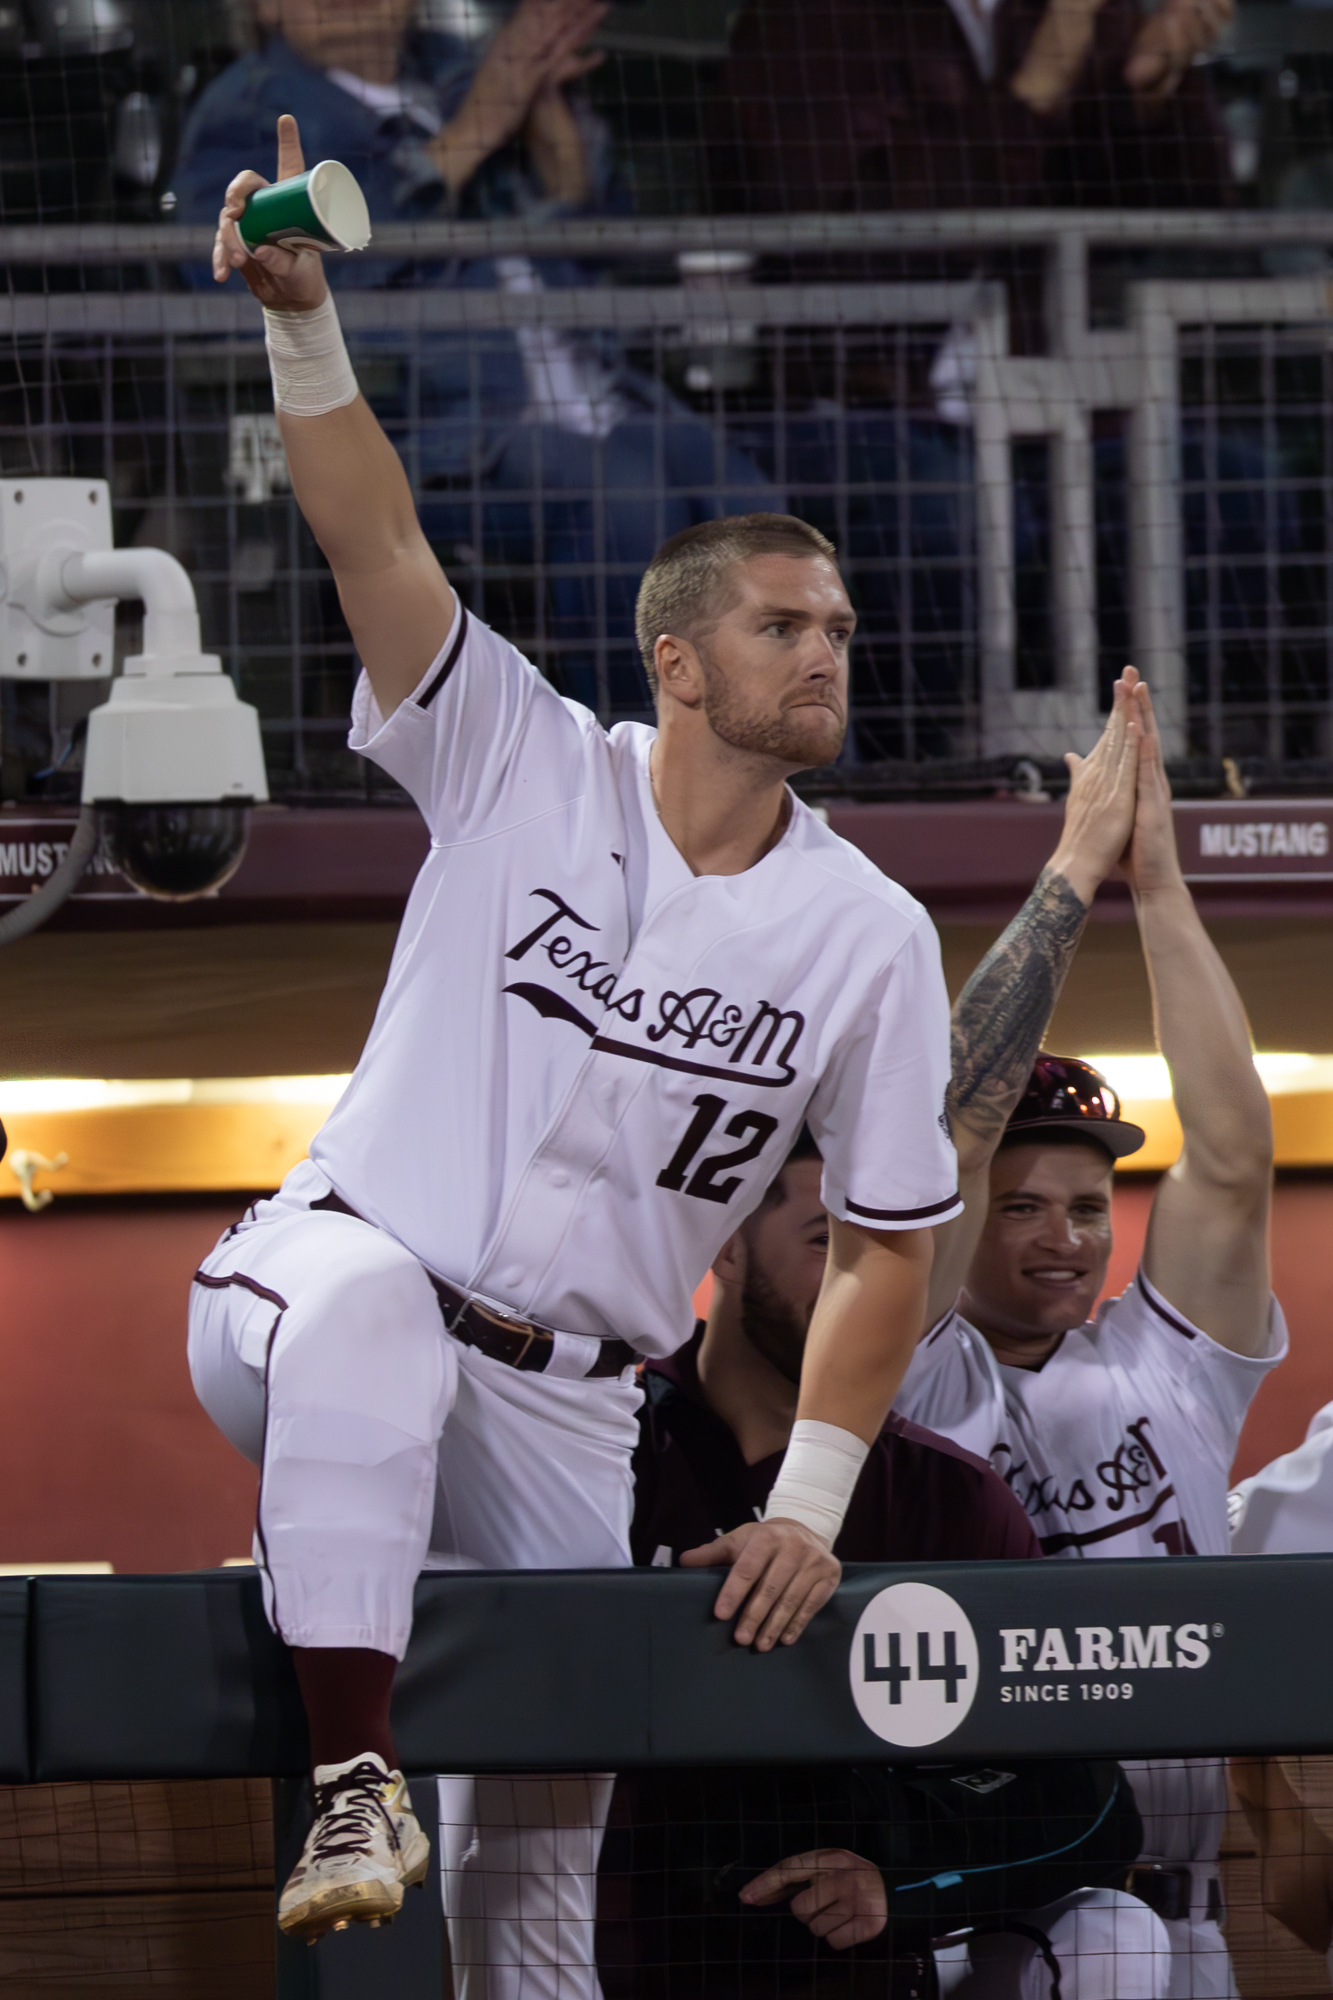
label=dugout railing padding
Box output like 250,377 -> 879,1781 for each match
3,1557 -> 1328,1782
3,1560 -> 1324,1999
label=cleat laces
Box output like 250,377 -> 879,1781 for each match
308,1760 -> 403,1867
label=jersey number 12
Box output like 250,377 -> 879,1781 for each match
656,1093 -> 780,1205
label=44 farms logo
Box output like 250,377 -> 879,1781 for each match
850,1584 -> 981,1748
850,1586 -> 1221,1748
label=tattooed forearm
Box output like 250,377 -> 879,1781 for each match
948,865 -> 1089,1143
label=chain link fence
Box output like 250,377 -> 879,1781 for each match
0,225 -> 1332,800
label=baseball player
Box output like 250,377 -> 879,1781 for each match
191,117 -> 960,1975
1228,1436 -> 1333,1981
1230,1399 -> 1333,1555
895,670 -> 1286,1997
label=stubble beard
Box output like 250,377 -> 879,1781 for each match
740,1266 -> 812,1388
699,648 -> 846,769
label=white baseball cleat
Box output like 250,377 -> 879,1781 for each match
278,1751 -> 431,1944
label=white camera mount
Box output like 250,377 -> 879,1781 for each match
0,478 -> 269,942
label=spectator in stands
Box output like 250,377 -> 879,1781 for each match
896,667 -> 1285,1995
703,0 -> 1237,755
707,0 -> 1234,217
601,1128 -> 1170,1999
171,0 -> 775,712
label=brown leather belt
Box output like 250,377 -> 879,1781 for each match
309,1189 -> 637,1380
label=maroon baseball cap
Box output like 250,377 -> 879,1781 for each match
1001,1053 -> 1146,1161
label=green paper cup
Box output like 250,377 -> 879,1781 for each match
239,159 -> 372,255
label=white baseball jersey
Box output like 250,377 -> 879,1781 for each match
1230,1400 -> 1333,1554
308,601 -> 960,1357
896,1269 -> 1286,1558
898,1270 -> 1287,1898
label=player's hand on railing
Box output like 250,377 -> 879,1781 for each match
680,1517 -> 840,1651
1046,665 -> 1143,907
1121,669 -> 1186,900
739,1849 -> 888,1948
213,114 -> 328,315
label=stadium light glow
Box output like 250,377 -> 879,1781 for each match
1085,1053 -> 1333,1101
2,1064 -> 1332,1197
0,1075 -> 351,1115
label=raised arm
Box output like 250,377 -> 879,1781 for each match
922,676 -> 1142,1325
1128,678 -> 1273,1354
674,696 -> 1137,1650
214,116 -> 454,717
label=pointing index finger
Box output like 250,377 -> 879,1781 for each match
275,113 -> 306,181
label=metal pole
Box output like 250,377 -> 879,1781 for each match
1127,284 -> 1188,758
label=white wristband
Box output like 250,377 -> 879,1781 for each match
763,1419 -> 870,1548
263,295 -> 358,417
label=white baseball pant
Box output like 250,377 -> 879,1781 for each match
439,1774 -> 617,2000
187,1194 -> 641,2000
1123,1762 -> 1237,2000
937,1888 -> 1173,1999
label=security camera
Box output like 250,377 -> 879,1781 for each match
76,565 -> 269,901
0,478 -> 268,933
97,805 -> 251,902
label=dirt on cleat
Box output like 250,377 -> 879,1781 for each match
280,1876 -> 405,1945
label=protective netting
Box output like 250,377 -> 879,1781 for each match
1,1760 -> 1332,1989
0,3 -> 1329,799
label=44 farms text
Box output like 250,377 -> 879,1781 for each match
998,1621 -> 1215,1704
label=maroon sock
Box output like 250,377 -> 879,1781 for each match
293,1647 -> 398,1773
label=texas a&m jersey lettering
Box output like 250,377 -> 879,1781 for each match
501,884 -> 806,1090
993,1414 -> 1200,1557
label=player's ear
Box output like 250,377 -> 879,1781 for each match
654,633 -> 704,708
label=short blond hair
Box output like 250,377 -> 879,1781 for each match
634,514 -> 837,695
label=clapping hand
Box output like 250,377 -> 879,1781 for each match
1047,668 -> 1144,907
1124,0 -> 1233,102
1120,669 -> 1186,898
433,0 -> 608,198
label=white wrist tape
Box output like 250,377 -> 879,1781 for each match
263,295 -> 358,417
763,1419 -> 870,1548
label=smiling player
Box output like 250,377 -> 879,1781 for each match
898,670 -> 1287,1995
